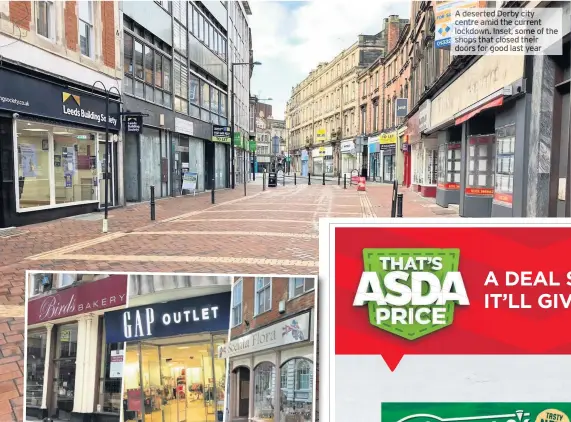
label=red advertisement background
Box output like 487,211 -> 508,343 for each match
335,226 -> 571,370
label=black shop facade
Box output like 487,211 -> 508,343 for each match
0,64 -> 121,228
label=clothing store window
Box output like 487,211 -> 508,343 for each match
231,279 -> 243,327
254,277 -> 271,315
254,362 -> 275,420
288,278 -> 314,299
98,322 -> 124,414
279,358 -> 313,422
26,329 -> 48,407
53,324 -> 78,421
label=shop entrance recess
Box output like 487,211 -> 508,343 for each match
98,134 -> 118,208
123,334 -> 227,422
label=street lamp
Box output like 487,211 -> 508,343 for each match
231,61 -> 261,189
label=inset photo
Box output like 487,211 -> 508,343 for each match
25,272 -> 129,421
221,276 -> 317,422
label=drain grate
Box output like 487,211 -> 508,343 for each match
0,227 -> 28,238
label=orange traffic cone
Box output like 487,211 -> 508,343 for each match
357,177 -> 366,191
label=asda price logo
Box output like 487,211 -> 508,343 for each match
353,248 -> 469,340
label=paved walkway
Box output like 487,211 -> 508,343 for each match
0,182 -> 456,421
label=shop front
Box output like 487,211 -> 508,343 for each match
104,292 -> 232,422
0,67 -> 121,227
340,139 -> 357,177
26,274 -> 128,422
222,310 -> 314,422
428,54 -> 526,216
368,136 -> 380,181
311,146 -> 333,176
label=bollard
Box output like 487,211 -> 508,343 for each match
344,174 -> 347,189
283,172 -> 285,186
150,185 -> 156,221
338,173 -> 341,185
322,172 -> 325,186
397,193 -> 404,217
211,178 -> 215,204
294,173 -> 297,185
391,180 -> 398,218
308,173 -> 311,185
263,172 -> 266,191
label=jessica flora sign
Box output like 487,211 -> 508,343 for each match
220,311 -> 311,358
104,292 -> 231,343
27,275 -> 128,325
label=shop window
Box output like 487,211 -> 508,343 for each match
288,278 -> 314,300
54,324 -> 78,421
279,358 -> 313,422
466,134 -> 495,196
174,57 -> 189,114
232,279 -> 243,327
16,121 -> 99,210
98,322 -> 124,414
36,1 -> 53,39
494,125 -> 516,206
173,21 -> 187,56
26,329 -> 47,408
254,277 -> 271,315
28,273 -> 54,298
427,149 -> 438,185
78,0 -> 93,57
254,362 -> 275,420
190,74 -> 200,105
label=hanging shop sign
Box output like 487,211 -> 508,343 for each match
395,98 -> 408,118
234,133 -> 243,149
316,128 -> 326,143
212,125 -> 230,143
125,116 -> 143,134
249,135 -> 256,152
104,292 -> 231,343
340,140 -> 356,154
175,117 -> 194,136
220,310 -> 311,359
0,69 -> 120,130
27,275 -> 128,325
430,54 -> 524,129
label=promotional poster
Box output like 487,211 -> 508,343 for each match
319,220 -> 571,422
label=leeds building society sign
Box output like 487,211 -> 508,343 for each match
104,292 -> 231,343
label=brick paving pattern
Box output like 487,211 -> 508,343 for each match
0,182 -> 457,421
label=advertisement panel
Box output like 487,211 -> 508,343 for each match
316,128 -> 327,143
434,1 -> 484,49
319,221 -> 571,422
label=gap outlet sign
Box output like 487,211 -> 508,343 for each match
0,68 -> 120,130
104,292 -> 231,343
321,221 -> 571,422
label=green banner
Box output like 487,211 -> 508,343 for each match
249,140 -> 256,152
382,403 -> 571,422
362,248 -> 461,341
234,133 -> 242,149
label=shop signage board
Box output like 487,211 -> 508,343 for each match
104,292 -> 231,343
249,135 -> 256,152
0,68 -> 120,130
418,100 -> 431,133
316,128 -> 326,143
126,116 -> 143,133
181,171 -> 198,192
27,275 -> 128,325
234,133 -> 243,149
301,150 -> 309,161
340,140 -> 356,154
175,117 -> 194,136
212,125 -> 231,143
395,98 -> 408,118
434,1 -> 483,49
382,403 -> 571,422
430,54 -> 524,129
220,310 -> 311,359
109,350 -> 124,378
319,221 -> 571,422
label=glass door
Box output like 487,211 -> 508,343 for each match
51,324 -> 78,421
140,343 -> 162,422
98,137 -> 116,207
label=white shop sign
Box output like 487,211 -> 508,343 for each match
175,117 -> 194,136
220,311 -> 311,358
312,146 -> 332,158
110,350 -> 124,378
340,140 -> 355,154
418,100 -> 431,133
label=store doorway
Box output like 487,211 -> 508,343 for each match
123,334 -> 227,422
383,154 -> 394,182
51,324 -> 78,421
234,367 -> 249,419
98,138 -> 117,208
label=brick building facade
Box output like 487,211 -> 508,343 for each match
223,276 -> 316,422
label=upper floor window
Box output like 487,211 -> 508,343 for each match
254,277 -> 271,315
78,0 -> 93,57
289,278 -> 315,300
36,1 -> 53,39
231,279 -> 243,327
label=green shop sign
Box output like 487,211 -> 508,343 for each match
234,133 -> 243,149
249,140 -> 256,152
382,403 -> 571,422
359,248 -> 467,341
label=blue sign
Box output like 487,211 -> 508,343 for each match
301,150 -> 309,161
104,292 -> 231,343
435,38 -> 452,48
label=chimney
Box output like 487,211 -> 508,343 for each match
386,15 -> 401,52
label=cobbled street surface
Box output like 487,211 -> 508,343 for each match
0,181 -> 457,421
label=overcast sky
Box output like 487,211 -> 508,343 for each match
248,0 -> 411,120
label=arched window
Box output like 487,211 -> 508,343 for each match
254,362 -> 276,420
280,358 -> 313,422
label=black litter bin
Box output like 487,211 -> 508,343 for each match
268,172 -> 277,187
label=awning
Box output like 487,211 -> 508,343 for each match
455,96 -> 504,126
